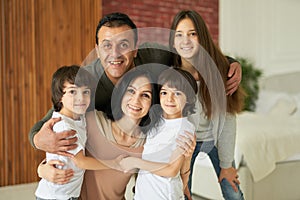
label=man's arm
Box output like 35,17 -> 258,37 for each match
226,56 -> 242,96
28,108 -> 54,148
29,108 -> 77,156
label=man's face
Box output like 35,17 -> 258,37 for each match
96,25 -> 137,84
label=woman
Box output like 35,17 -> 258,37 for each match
169,10 -> 245,200
37,67 -> 195,200
80,68 -> 158,200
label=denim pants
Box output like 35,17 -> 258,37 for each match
187,141 -> 244,200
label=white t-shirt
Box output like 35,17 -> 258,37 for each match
35,112 -> 87,199
134,117 -> 195,200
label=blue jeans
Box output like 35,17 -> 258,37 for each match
188,141 -> 244,200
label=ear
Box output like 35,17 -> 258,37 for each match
95,44 -> 100,58
133,48 -> 138,58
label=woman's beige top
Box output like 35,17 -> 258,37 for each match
80,111 -> 145,200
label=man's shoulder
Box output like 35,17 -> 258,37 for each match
135,42 -> 173,67
138,42 -> 170,51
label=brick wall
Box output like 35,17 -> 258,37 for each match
102,0 -> 219,44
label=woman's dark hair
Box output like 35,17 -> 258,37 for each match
107,68 -> 159,133
96,12 -> 138,46
158,68 -> 198,117
51,65 -> 96,111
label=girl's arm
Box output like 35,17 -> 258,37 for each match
71,150 -> 123,171
217,113 -> 240,191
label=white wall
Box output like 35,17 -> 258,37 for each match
219,0 -> 300,76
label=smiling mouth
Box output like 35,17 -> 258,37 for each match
109,61 -> 123,65
164,104 -> 176,107
74,104 -> 87,107
181,47 -> 193,51
128,104 -> 142,111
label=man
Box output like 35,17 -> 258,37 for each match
29,12 -> 241,164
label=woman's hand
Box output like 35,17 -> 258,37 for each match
176,131 -> 196,158
37,159 -> 74,184
219,167 -> 240,192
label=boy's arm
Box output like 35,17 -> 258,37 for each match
29,108 -> 77,156
180,156 -> 191,189
120,130 -> 195,177
121,148 -> 185,177
71,150 -> 123,171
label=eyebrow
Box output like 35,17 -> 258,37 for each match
101,38 -> 130,43
64,86 -> 78,89
161,86 -> 180,92
175,29 -> 196,33
128,85 -> 152,93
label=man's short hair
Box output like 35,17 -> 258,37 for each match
96,12 -> 138,46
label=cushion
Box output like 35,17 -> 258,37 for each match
269,98 -> 297,116
255,90 -> 297,115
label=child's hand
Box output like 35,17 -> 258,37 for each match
176,131 -> 196,158
119,157 -> 138,173
184,186 -> 192,200
97,154 -> 128,171
38,159 -> 74,184
109,154 -> 127,171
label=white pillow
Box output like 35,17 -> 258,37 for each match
269,98 -> 297,116
255,90 -> 297,115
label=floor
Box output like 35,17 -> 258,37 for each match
0,182 -> 211,200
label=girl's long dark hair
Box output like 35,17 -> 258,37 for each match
169,10 -> 245,118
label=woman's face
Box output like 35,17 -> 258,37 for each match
121,76 -> 152,121
174,18 -> 200,60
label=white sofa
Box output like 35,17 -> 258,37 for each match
191,71 -> 300,200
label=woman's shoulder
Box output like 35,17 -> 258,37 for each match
86,110 -> 109,121
86,110 -> 112,136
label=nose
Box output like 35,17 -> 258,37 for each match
130,93 -> 140,104
111,45 -> 121,58
167,93 -> 174,102
183,35 -> 191,44
75,92 -> 83,102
